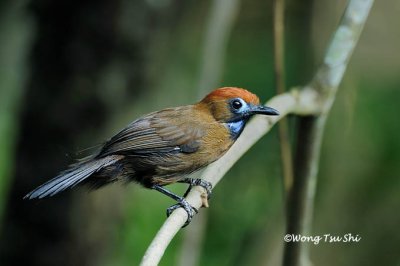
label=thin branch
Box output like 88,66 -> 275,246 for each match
273,0 -> 294,199
273,0 -> 285,96
283,1 -> 374,266
140,88 -> 321,266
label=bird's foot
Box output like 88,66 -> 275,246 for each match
191,179 -> 213,199
166,198 -> 198,227
180,178 -> 213,199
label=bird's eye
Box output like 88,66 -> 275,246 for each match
232,99 -> 243,110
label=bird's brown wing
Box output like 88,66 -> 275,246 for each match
97,107 -> 206,157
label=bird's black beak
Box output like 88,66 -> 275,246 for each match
250,104 -> 280,116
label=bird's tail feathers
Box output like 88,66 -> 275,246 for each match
24,155 -> 122,200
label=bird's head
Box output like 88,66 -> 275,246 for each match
200,87 -> 279,123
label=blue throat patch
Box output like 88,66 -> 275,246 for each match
227,120 -> 246,140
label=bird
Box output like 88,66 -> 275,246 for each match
24,87 -> 279,226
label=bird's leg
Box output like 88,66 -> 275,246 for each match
178,178 -> 213,199
152,184 -> 198,227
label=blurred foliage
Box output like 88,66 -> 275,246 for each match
0,0 -> 33,226
0,1 -> 399,266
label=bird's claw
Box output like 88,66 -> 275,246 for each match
166,198 -> 198,227
185,179 -> 213,199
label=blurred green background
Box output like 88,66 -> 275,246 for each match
0,1 -> 399,265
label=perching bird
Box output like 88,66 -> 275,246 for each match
24,87 -> 279,225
